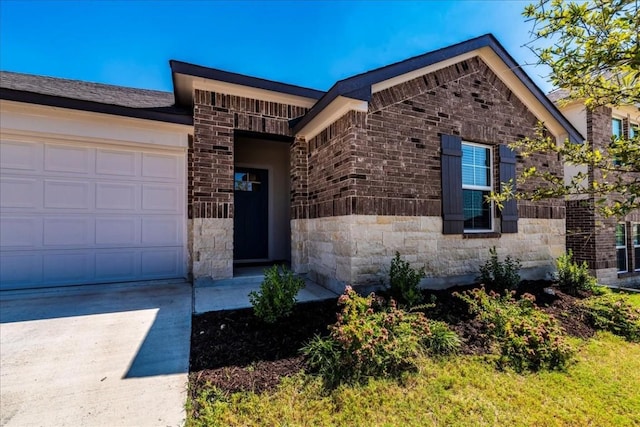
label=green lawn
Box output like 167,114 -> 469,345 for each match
188,331 -> 640,426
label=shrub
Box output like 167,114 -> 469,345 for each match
424,320 -> 461,356
555,250 -> 598,295
455,287 -> 573,372
478,247 -> 521,291
248,265 -> 305,323
302,287 -> 457,386
581,293 -> 640,342
389,252 -> 425,307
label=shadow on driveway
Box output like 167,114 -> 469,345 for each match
0,281 -> 192,427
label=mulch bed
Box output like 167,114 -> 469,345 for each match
189,281 -> 596,396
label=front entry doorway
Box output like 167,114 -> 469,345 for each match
234,167 -> 269,260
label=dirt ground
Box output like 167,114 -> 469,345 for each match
189,281 -> 595,395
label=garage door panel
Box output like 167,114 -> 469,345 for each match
44,145 -> 91,174
141,249 -> 181,277
142,185 -> 180,212
142,153 -> 180,179
1,138 -> 186,290
95,218 -> 139,246
0,140 -> 42,171
96,149 -> 137,177
43,218 -> 93,246
95,251 -> 138,280
0,217 -> 42,248
141,218 -> 180,245
43,251 -> 94,284
0,253 -> 43,289
96,182 -> 138,210
1,178 -> 41,209
44,180 -> 92,209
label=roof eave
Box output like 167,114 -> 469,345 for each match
0,88 -> 194,126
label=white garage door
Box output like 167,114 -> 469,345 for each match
0,139 -> 187,290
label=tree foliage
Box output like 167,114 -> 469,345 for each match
493,0 -> 639,217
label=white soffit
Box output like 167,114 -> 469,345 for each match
189,75 -> 318,109
295,96 -> 369,141
371,51 -> 479,93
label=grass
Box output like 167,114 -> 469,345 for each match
188,332 -> 640,426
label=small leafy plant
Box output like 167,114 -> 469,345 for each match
478,247 -> 521,291
455,287 -> 573,372
581,292 -> 640,342
302,287 -> 459,387
248,265 -> 304,323
389,252 -> 425,307
555,250 -> 598,295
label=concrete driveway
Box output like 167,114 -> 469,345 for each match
0,281 -> 192,427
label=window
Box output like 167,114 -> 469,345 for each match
612,118 -> 623,139
634,224 -> 640,272
234,171 -> 262,192
616,223 -> 627,273
440,135 -> 516,235
462,142 -> 493,231
631,123 -> 639,139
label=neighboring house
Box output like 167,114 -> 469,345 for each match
0,34 -> 582,293
551,91 -> 640,286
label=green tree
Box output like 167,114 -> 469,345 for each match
493,0 -> 639,217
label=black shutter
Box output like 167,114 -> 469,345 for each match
499,144 -> 518,233
441,134 -> 463,234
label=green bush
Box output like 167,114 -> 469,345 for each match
455,287 -> 573,372
555,250 -> 598,295
248,265 -> 304,323
581,293 -> 640,342
302,287 -> 457,386
389,252 -> 425,307
424,320 -> 461,356
478,247 -> 521,291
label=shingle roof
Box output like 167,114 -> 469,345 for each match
291,34 -> 584,143
547,88 -> 570,103
0,71 -> 192,125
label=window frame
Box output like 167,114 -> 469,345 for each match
612,117 -> 623,139
616,222 -> 628,274
461,141 -> 494,233
633,223 -> 640,272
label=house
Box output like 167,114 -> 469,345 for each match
0,34 -> 583,293
550,91 -> 640,286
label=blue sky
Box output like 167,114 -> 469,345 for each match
0,1 -> 552,93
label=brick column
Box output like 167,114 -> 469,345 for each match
290,136 -> 309,273
189,90 -> 235,280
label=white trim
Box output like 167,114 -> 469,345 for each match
462,141 -> 494,233
633,223 -> 640,272
295,96 -> 369,141
1,101 -> 189,151
616,222 -> 628,273
189,75 -> 318,108
371,51 -> 479,93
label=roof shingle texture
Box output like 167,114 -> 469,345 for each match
0,71 -> 175,108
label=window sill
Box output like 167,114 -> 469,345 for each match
463,232 -> 501,239
617,271 -> 640,279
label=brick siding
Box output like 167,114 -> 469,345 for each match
190,89 -> 308,220
303,56 -> 564,221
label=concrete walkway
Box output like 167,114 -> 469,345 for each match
193,275 -> 337,314
0,281 -> 192,427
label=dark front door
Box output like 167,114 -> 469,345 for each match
234,167 -> 268,260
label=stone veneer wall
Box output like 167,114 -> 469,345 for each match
190,90 -> 308,280
293,216 -> 565,293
